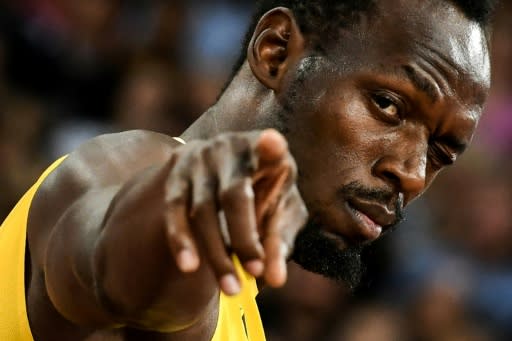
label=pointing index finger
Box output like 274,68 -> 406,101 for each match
256,129 -> 288,167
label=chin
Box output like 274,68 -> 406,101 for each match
290,219 -> 365,290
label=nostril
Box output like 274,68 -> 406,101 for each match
373,157 -> 426,200
382,170 -> 400,186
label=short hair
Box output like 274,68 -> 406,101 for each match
229,0 -> 498,76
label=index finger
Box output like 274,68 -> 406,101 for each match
252,130 -> 297,226
255,129 -> 289,167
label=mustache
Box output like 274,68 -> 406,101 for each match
340,181 -> 405,227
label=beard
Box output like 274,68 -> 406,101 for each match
291,219 -> 365,290
290,180 -> 405,289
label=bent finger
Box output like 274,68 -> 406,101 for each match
164,176 -> 200,273
189,160 -> 241,296
219,177 -> 265,277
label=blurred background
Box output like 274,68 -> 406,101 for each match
0,0 -> 511,340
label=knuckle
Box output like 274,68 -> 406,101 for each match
189,199 -> 206,220
219,180 -> 253,205
214,258 -> 235,275
231,231 -> 259,250
164,220 -> 190,248
222,132 -> 252,152
168,234 -> 188,251
201,146 -> 214,167
214,132 -> 234,147
189,193 -> 214,220
175,140 -> 199,159
227,132 -> 244,145
228,135 -> 256,171
210,137 -> 228,153
239,148 -> 257,174
165,222 -> 179,238
232,245 -> 260,261
211,133 -> 260,176
218,186 -> 233,204
187,150 -> 203,169
243,130 -> 262,145
180,141 -> 207,166
207,138 -> 234,169
165,184 -> 187,207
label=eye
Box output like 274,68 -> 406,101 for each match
374,96 -> 398,115
370,92 -> 403,123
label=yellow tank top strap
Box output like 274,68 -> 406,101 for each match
210,256 -> 266,341
0,156 -> 67,341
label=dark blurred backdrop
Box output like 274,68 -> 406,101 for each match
1,1 -> 511,340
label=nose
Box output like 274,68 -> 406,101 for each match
372,154 -> 427,206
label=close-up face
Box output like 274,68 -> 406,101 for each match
280,0 -> 491,283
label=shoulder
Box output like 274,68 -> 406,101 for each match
27,130 -> 182,265
39,129 -> 179,193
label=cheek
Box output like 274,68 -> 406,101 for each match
291,99 -> 384,202
331,98 -> 388,165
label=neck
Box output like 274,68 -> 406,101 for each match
181,63 -> 280,141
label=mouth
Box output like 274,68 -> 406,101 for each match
345,202 -> 382,241
344,198 -> 397,242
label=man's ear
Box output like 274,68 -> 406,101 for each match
247,7 -> 305,92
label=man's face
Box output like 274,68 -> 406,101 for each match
279,0 -> 491,285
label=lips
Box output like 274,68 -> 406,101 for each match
349,198 -> 397,227
345,197 -> 397,241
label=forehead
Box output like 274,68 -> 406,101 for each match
324,0 -> 491,106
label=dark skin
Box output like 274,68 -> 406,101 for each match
24,1 -> 490,340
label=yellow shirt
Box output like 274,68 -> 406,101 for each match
0,156 -> 66,341
0,157 -> 265,341
211,256 -> 266,341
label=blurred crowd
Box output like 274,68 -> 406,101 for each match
0,1 -> 511,340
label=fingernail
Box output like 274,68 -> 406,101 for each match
280,243 -> 289,258
275,245 -> 289,286
278,257 -> 287,283
220,274 -> 241,296
265,258 -> 287,288
177,249 -> 198,272
244,259 -> 264,277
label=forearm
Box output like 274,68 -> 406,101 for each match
44,164 -> 218,331
44,186 -> 122,327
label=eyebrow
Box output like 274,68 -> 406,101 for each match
401,64 -> 440,103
